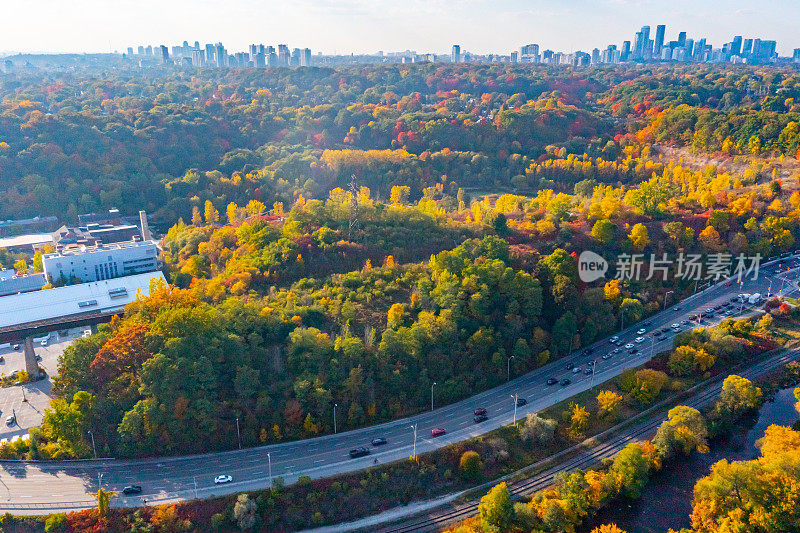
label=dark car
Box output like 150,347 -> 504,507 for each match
474,414 -> 488,423
643,321 -> 651,326
653,330 -> 662,336
474,407 -> 488,416
122,485 -> 142,495
431,427 -> 446,437
628,347 -> 638,354
349,447 -> 371,458
546,377 -> 559,386
584,368 -> 593,375
516,397 -> 527,407
565,362 -> 575,370
560,378 -> 571,386
12,344 -> 19,351
660,327 -> 670,333
371,437 -> 387,446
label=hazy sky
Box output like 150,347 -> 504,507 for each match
2,0 -> 799,56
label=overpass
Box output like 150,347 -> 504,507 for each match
0,271 -> 167,377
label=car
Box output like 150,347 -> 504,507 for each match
572,366 -> 581,374
653,330 -> 662,337
0,357 -> 3,363
624,343 -> 634,349
730,297 -> 739,302
585,347 -> 594,354
671,323 -> 680,329
690,314 -> 698,320
681,320 -> 690,325
473,407 -> 487,416
628,347 -> 639,354
635,337 -> 645,343
614,340 -> 623,346
5,415 -> 15,426
660,327 -> 670,333
636,328 -> 646,335
565,362 -> 575,370
602,353 -> 611,360
349,447 -> 371,458
546,377 -> 559,386
612,347 -> 621,354
609,336 -> 619,343
474,414 -> 488,423
12,344 -> 19,351
643,321 -> 651,326
515,397 -> 527,407
431,427 -> 446,437
122,485 -> 142,495
214,475 -> 232,484
40,340 -> 47,347
59,330 -> 69,337
584,368 -> 593,375
673,306 -> 681,311
560,378 -> 571,386
371,437 -> 387,446
35,355 -> 41,361
724,280 -> 732,287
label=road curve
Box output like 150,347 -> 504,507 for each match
0,254 -> 797,514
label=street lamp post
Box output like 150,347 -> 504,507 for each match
21,386 -> 26,403
193,476 -> 198,499
88,430 -> 97,459
333,403 -> 338,434
590,358 -> 598,390
267,452 -> 272,488
235,417 -> 242,450
507,356 -> 515,381
664,290 -> 674,311
511,394 -> 518,426
410,424 -> 418,461
430,382 -> 437,411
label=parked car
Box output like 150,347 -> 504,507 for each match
122,485 -> 142,495
431,427 -> 446,437
371,437 -> 387,446
349,447 -> 370,458
214,475 -> 232,484
560,378 -> 571,386
546,377 -> 559,386
5,415 -> 15,426
515,397 -> 527,407
473,407 -> 487,416
474,414 -> 488,423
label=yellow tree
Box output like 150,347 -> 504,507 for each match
597,390 -> 622,419
204,200 -> 219,224
628,223 -> 650,250
191,205 -> 202,226
569,402 -> 590,436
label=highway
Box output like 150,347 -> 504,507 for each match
0,254 -> 798,514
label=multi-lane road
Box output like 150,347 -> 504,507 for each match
1,254 -> 798,514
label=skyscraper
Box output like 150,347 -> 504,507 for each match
451,44 -> 461,63
654,25 -> 665,56
300,48 -> 312,67
159,45 -> 169,64
278,44 -> 290,66
731,36 -> 743,56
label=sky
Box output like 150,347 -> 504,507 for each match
2,0 -> 799,56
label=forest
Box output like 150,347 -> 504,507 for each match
3,63 -> 800,465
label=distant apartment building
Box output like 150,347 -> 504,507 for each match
451,44 -> 461,63
43,240 -> 159,284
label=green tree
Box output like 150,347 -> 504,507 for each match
479,482 -> 514,531
459,450 -> 483,481
591,219 -> 615,244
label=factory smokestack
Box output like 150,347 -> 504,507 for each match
139,210 -> 152,241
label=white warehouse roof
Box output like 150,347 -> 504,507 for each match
0,271 -> 166,329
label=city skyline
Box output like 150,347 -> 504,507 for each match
2,0 -> 800,57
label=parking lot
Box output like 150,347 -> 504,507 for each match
0,329 -> 85,441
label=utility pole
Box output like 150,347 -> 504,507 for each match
590,358 -> 598,390
333,403 -> 338,434
664,290 -> 674,311
193,476 -> 198,499
430,382 -> 437,411
507,356 -> 515,381
235,417 -> 242,450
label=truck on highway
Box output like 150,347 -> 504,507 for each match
749,293 -> 762,304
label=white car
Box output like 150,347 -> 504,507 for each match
636,328 -> 646,335
214,474 -> 232,484
572,367 -> 581,374
40,340 -> 47,346
635,337 -> 645,343
624,343 -> 634,349
609,336 -> 619,343
671,323 -> 680,329
602,354 -> 611,360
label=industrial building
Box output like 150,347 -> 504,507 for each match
0,269 -> 46,297
42,240 -> 159,284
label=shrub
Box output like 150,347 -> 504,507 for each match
519,413 -> 557,444
210,513 -> 227,530
459,450 -> 483,480
44,513 -> 67,532
233,493 -> 258,530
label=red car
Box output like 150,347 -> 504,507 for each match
473,407 -> 487,416
431,427 -> 446,437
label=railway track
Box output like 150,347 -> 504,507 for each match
379,350 -> 797,533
